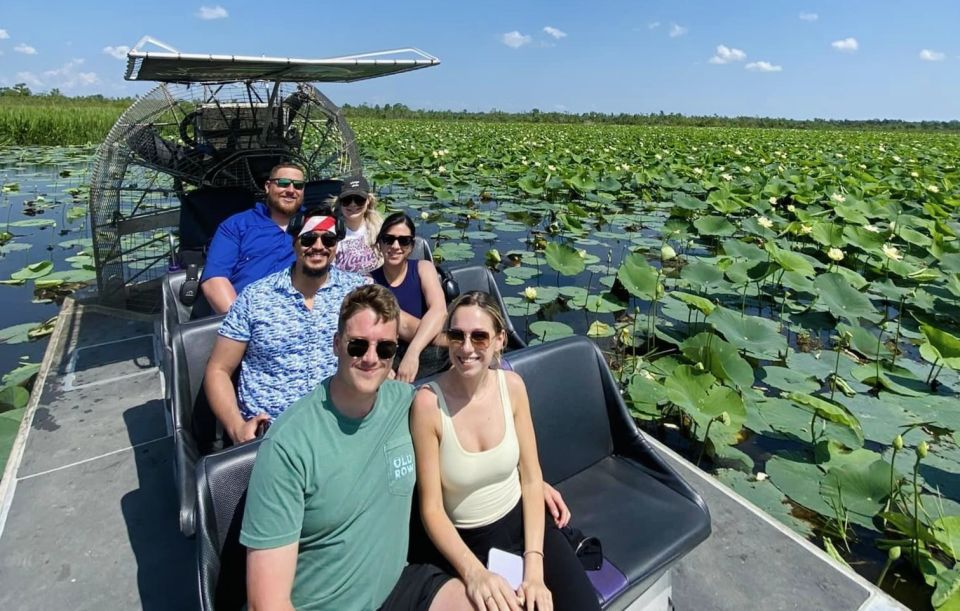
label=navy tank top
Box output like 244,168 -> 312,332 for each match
372,260 -> 427,319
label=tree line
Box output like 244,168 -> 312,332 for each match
342,103 -> 960,132
2,85 -> 956,132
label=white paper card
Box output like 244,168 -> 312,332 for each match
487,547 -> 524,590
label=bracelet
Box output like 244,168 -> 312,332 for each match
523,550 -> 544,558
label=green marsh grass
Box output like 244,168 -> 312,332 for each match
0,98 -> 126,145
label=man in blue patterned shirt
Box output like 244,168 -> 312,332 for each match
204,208 -> 369,443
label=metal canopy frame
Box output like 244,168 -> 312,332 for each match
125,36 -> 440,83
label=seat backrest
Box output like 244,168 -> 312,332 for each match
449,266 -> 526,349
162,271 -> 191,339
172,315 -> 226,452
410,236 -> 432,262
503,336 -> 614,483
302,179 -> 342,210
196,440 -> 261,611
179,186 -> 259,255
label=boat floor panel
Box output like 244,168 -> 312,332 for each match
0,437 -> 195,610
20,370 -> 166,478
656,438 -> 904,610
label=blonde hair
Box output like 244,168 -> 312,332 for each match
336,193 -> 383,249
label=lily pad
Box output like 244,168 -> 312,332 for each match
820,459 -> 891,531
617,253 -> 662,301
544,243 -> 586,276
813,273 -> 879,322
707,306 -> 785,360
527,321 -> 574,344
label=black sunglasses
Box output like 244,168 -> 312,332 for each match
346,338 -> 399,360
446,329 -> 492,350
340,195 -> 367,207
270,178 -> 306,190
299,231 -> 339,248
379,235 -> 415,247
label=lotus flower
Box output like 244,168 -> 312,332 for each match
757,216 -> 774,229
661,245 -> 677,261
882,243 -> 903,261
523,287 -> 537,302
827,248 -> 845,262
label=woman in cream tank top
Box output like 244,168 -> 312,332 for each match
410,291 -> 599,611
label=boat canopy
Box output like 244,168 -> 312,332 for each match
124,36 -> 440,83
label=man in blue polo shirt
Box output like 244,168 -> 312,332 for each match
204,208 -> 368,443
200,162 -> 306,314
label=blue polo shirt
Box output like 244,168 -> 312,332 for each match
200,202 -> 297,296
218,266 -> 368,420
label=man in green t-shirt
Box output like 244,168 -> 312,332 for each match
240,285 -> 469,610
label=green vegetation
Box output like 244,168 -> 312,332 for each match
1,86 -> 958,146
352,119 -> 960,609
1,112 -> 959,606
0,86 -> 130,145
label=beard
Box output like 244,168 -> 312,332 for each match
301,260 -> 332,278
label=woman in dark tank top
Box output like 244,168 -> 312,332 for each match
372,212 -> 448,382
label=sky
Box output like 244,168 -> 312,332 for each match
0,0 -> 958,121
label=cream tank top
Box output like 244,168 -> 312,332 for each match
428,370 -> 522,529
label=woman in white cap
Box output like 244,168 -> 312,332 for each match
334,175 -> 383,274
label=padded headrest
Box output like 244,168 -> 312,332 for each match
303,179 -> 343,210
179,187 -> 258,252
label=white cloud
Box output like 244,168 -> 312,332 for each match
648,21 -> 661,29
19,59 -> 99,90
831,37 -> 858,52
919,49 -> 945,62
103,45 -> 131,60
0,29 -> 9,39
799,12 -> 818,22
46,59 -> 98,88
197,5 -> 228,19
669,23 -> 688,38
746,61 -> 782,72
543,26 -> 566,40
709,45 -> 746,64
501,31 -> 532,49
15,72 -> 43,88
14,43 -> 37,55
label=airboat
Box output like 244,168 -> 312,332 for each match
0,37 -> 902,611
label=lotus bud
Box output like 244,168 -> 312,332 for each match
718,412 -> 731,426
695,362 -> 705,371
661,244 -> 677,261
420,211 -> 429,221
486,249 -> 501,265
917,441 -> 928,459
523,287 -> 538,302
888,546 -> 901,561
893,435 -> 904,451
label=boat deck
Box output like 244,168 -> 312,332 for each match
0,299 -> 904,610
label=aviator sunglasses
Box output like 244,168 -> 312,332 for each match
299,231 -> 339,248
379,234 -> 415,248
346,338 -> 399,360
269,178 -> 306,190
446,329 -> 492,350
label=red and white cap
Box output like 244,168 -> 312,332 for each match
300,215 -> 337,237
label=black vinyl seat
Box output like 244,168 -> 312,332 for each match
172,314 -> 227,537
196,439 -> 261,611
447,266 -> 525,350
178,186 -> 258,268
503,336 -> 711,606
193,336 -> 709,610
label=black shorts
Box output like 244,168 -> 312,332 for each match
379,563 -> 453,611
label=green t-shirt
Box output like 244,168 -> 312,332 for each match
240,378 -> 416,610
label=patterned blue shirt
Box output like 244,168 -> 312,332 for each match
219,266 -> 368,420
